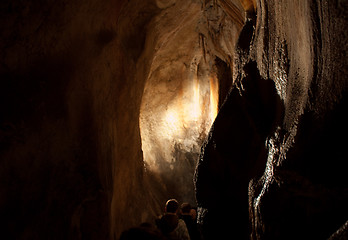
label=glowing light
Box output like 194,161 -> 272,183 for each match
190,75 -> 201,120
209,75 -> 219,122
165,109 -> 179,129
140,72 -> 219,174
162,108 -> 183,139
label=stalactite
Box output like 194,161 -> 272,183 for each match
199,33 -> 207,63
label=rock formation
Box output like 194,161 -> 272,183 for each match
0,0 -> 347,239
195,0 -> 348,239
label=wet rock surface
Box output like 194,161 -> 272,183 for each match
0,0 -> 347,239
195,0 -> 348,239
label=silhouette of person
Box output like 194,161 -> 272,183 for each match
156,199 -> 191,240
180,203 -> 201,240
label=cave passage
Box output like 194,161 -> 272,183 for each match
139,51 -> 219,204
136,0 -> 229,204
137,0 -> 241,211
1,0 -> 346,239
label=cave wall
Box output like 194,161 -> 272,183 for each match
140,0 -> 203,205
1,0 -> 347,239
0,0 -> 163,239
140,0 -> 224,205
1,0 -> 226,239
195,0 -> 348,239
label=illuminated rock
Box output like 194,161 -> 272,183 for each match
139,6 -> 219,201
0,0 -> 346,239
195,0 -> 348,239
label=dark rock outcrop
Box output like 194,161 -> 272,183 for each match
195,0 -> 348,239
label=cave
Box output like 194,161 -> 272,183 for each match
0,0 -> 347,239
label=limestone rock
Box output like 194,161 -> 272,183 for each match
195,0 -> 348,239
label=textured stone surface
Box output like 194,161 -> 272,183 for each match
140,0 -> 221,205
0,0 -> 229,238
195,0 -> 348,239
0,0 -> 158,239
1,0 -> 347,239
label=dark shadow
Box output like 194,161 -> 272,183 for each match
195,60 -> 284,239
